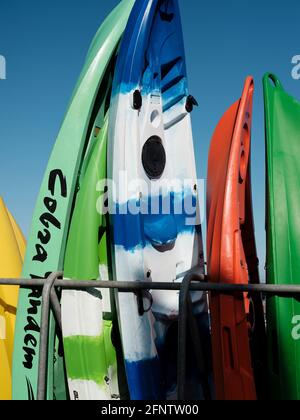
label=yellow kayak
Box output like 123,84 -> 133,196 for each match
0,197 -> 25,400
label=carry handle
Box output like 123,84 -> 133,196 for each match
263,73 -> 284,91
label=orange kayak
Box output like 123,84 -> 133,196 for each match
207,77 -> 265,400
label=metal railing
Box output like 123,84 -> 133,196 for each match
1,271 -> 300,401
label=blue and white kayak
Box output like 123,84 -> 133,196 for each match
108,0 -> 207,400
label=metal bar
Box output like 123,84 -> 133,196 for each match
43,282 -> 300,297
50,288 -> 62,331
178,271 -> 202,400
0,279 -> 46,286
187,294 -> 211,400
37,272 -> 62,401
0,277 -> 300,297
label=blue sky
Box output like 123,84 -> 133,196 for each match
0,0 -> 300,279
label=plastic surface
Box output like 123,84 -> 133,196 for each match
207,77 -> 265,400
109,0 -> 207,400
61,113 -> 121,401
264,73 -> 300,400
0,198 -> 25,400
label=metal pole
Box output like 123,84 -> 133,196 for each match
177,270 -> 204,400
0,277 -> 300,297
187,294 -> 211,400
37,272 -> 62,401
50,288 -> 62,331
53,281 -> 300,297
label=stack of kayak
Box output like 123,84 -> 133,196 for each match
12,0 -> 210,401
1,0 -> 299,401
12,0 -> 137,401
206,73 -> 300,401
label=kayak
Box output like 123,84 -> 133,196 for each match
0,198 -> 25,400
61,111 -> 123,401
108,0 -> 208,400
12,0 -> 135,400
207,77 -> 265,400
264,73 -> 300,400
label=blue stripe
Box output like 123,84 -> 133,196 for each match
111,192 -> 198,252
112,0 -> 187,97
112,0 -> 157,92
125,357 -> 164,400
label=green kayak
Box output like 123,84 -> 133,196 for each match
61,110 -> 124,400
264,73 -> 300,400
12,0 -> 135,400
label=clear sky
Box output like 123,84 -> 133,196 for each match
0,0 -> 300,280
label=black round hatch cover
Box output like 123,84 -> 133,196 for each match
142,136 -> 166,179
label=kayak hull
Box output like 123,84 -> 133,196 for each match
109,0 -> 207,400
0,198 -> 25,400
207,77 -> 264,400
264,73 -> 300,400
62,114 -> 121,401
